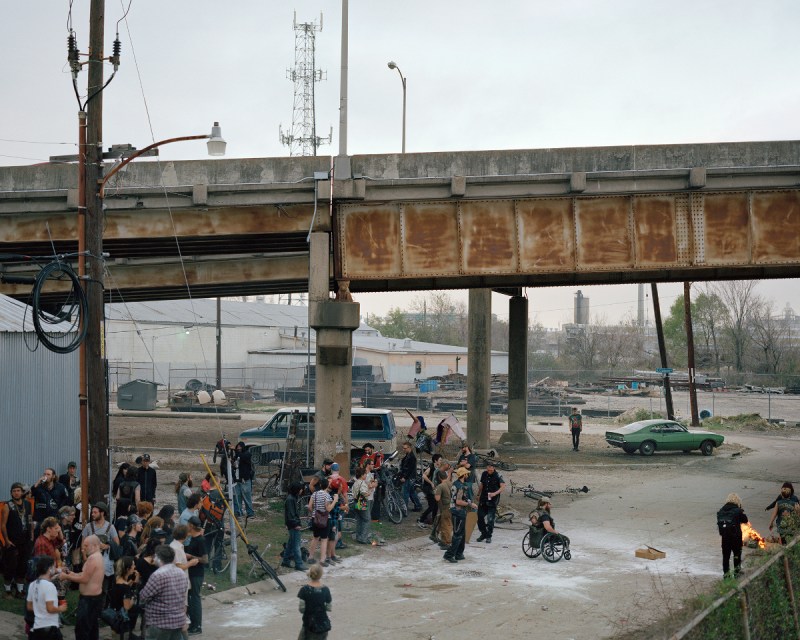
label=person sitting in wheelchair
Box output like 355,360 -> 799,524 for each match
530,498 -> 570,547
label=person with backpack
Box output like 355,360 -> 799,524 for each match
768,482 -> 800,544
26,555 -> 67,639
80,502 -> 120,595
306,478 -> 334,567
297,564 -> 332,639
115,467 -> 140,522
717,493 -> 748,577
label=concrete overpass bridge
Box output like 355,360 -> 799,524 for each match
2,140 -> 799,456
2,140 -> 799,303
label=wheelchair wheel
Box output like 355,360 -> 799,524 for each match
542,533 -> 566,563
564,549 -> 572,560
522,530 -> 542,558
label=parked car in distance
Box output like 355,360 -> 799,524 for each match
605,419 -> 724,456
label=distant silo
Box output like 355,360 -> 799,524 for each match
574,290 -> 590,325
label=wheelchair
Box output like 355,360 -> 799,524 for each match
522,525 -> 571,563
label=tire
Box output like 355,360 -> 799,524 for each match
497,460 -> 518,472
639,441 -> 655,456
250,549 -> 286,592
261,473 -> 281,499
623,445 -> 637,455
542,533 -> 566,563
700,440 -> 714,456
384,492 -> 403,524
522,530 -> 541,558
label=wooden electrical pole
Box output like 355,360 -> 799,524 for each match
651,283 -> 675,421
684,282 -> 700,426
86,0 -> 109,503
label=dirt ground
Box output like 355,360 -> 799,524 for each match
103,393 -> 800,639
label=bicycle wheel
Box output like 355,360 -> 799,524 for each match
296,495 -> 312,530
249,547 -> 286,592
208,531 -> 230,574
496,460 -> 518,472
261,473 -> 281,499
384,491 -> 403,524
473,455 -> 488,469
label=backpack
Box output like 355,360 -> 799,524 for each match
119,481 -> 135,500
717,506 -> 739,535
199,494 -> 225,526
529,510 -> 543,528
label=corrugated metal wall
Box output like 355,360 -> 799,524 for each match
0,333 -> 80,494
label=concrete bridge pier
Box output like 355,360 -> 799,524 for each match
467,289 -> 491,449
308,231 -> 359,476
500,294 -> 535,446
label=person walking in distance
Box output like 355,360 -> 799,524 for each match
717,493 -> 748,577
433,469 -> 452,549
569,408 -> 583,452
184,516 -> 208,635
61,535 -> 105,640
231,442 -> 255,519
444,467 -> 476,563
297,564 -> 332,639
418,454 -> 442,528
476,461 -> 506,544
137,454 -> 157,506
138,545 -> 189,640
1,482 -> 34,598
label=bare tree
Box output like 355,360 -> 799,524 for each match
750,300 -> 790,374
713,281 -> 761,372
692,286 -> 727,374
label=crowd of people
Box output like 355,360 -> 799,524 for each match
1,453 -> 221,639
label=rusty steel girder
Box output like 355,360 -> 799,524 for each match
336,190 -> 800,286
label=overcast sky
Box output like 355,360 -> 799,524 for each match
3,1 -> 800,327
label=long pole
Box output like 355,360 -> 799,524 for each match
78,111 -> 89,523
684,282 -> 700,426
401,75 -> 407,154
216,298 -> 222,390
86,0 -> 108,503
338,0 -> 348,157
651,283 -> 675,420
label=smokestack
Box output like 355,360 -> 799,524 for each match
574,290 -> 589,325
638,283 -> 645,326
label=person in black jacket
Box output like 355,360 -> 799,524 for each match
32,468 -> 69,530
58,461 -> 79,506
398,441 -> 421,512
232,442 -> 255,518
136,454 -> 157,505
717,493 -> 748,577
282,482 -> 307,571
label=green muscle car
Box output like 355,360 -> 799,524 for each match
605,419 -> 724,456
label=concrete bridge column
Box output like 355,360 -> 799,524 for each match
309,231 -> 359,475
467,289 -> 491,449
500,295 -> 535,445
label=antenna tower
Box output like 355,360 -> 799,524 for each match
279,12 -> 332,157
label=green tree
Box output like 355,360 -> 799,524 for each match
662,298 -> 687,368
692,289 -> 727,374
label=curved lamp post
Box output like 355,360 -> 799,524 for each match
387,62 -> 406,153
99,122 -> 226,198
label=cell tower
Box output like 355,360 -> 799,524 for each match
279,12 -> 332,157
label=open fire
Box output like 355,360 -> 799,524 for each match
741,521 -> 766,549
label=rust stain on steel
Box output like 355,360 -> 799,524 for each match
459,200 -> 516,274
403,203 -> 460,276
104,205 -> 313,239
702,193 -> 750,265
516,198 -> 574,272
751,191 -> 800,264
574,197 -> 633,270
339,205 -> 402,276
633,196 -> 678,266
1,216 -> 76,242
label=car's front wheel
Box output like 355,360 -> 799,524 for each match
639,441 -> 655,456
700,440 -> 715,456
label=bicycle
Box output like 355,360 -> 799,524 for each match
472,448 -> 518,471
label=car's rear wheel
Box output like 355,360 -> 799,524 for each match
700,440 -> 714,456
623,444 -> 636,455
639,441 -> 655,456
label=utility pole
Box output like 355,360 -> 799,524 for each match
684,282 -> 700,426
86,0 -> 109,503
651,284 -> 675,421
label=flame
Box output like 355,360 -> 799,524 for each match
741,521 -> 766,549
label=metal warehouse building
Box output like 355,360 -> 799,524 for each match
0,294 -> 79,494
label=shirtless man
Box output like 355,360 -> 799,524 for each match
61,535 -> 104,640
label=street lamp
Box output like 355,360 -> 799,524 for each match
99,122 -> 226,197
387,61 -> 406,153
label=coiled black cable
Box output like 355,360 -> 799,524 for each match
30,261 -> 88,354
